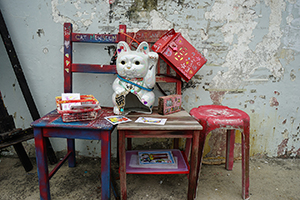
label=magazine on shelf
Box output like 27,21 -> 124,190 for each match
129,155 -> 178,169
138,150 -> 175,165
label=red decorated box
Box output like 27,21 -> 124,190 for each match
158,95 -> 182,115
151,29 -> 207,82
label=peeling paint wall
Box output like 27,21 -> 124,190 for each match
0,0 -> 299,158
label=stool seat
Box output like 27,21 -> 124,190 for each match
190,105 -> 249,131
190,105 -> 250,200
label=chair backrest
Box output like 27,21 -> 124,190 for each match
63,23 -> 125,93
63,23 -> 182,95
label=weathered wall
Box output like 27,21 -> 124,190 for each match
0,0 -> 299,158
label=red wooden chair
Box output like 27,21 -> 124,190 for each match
31,23 -> 128,200
189,105 -> 250,200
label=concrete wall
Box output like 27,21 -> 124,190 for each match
0,0 -> 299,158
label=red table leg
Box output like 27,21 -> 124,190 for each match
119,130 -> 127,200
187,130 -> 200,200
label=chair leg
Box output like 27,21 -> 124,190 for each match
101,131 -> 111,200
34,128 -> 51,200
225,129 -> 235,171
67,139 -> 76,167
242,124 -> 250,200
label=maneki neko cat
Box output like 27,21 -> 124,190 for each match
112,41 -> 158,115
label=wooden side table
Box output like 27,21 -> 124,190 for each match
117,108 -> 202,200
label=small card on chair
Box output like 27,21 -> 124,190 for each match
158,95 -> 182,115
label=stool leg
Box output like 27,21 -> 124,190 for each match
225,129 -> 235,171
242,124 -> 250,200
67,139 -> 76,167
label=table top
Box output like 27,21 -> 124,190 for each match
117,108 -> 202,131
31,107 -> 115,130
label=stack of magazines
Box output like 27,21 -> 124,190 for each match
129,150 -> 178,169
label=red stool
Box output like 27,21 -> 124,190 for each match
189,105 -> 250,200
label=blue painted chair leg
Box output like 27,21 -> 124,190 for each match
67,138 -> 76,167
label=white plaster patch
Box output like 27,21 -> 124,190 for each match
200,28 -> 208,41
51,0 -> 78,30
81,18 -> 93,27
148,9 -> 191,44
178,28 -> 192,43
75,11 -> 82,18
283,0 -> 300,52
73,0 -> 82,10
205,1 -> 242,22
290,69 -> 296,81
148,10 -> 172,30
206,0 -> 285,103
51,0 -> 100,31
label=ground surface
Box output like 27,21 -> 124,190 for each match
0,155 -> 299,200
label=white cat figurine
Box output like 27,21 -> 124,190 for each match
112,41 -> 158,115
